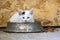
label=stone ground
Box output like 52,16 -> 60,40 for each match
0,31 -> 60,40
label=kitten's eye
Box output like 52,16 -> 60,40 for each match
27,17 -> 30,19
23,17 -> 25,19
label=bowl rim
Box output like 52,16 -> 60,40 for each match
8,21 -> 41,24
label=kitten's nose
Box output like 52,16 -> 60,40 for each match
25,20 -> 27,22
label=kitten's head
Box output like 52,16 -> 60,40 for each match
18,9 -> 34,22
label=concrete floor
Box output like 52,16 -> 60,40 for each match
0,31 -> 60,40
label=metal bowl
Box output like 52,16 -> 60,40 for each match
4,21 -> 42,32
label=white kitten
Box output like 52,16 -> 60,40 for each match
9,9 -> 35,23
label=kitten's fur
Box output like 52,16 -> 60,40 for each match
9,9 -> 34,23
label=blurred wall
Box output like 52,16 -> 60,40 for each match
0,0 -> 60,27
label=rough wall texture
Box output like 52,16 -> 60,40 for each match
0,0 -> 60,27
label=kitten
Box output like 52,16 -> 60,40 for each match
9,9 -> 35,23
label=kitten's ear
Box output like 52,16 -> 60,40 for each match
18,10 -> 23,15
30,8 -> 33,15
